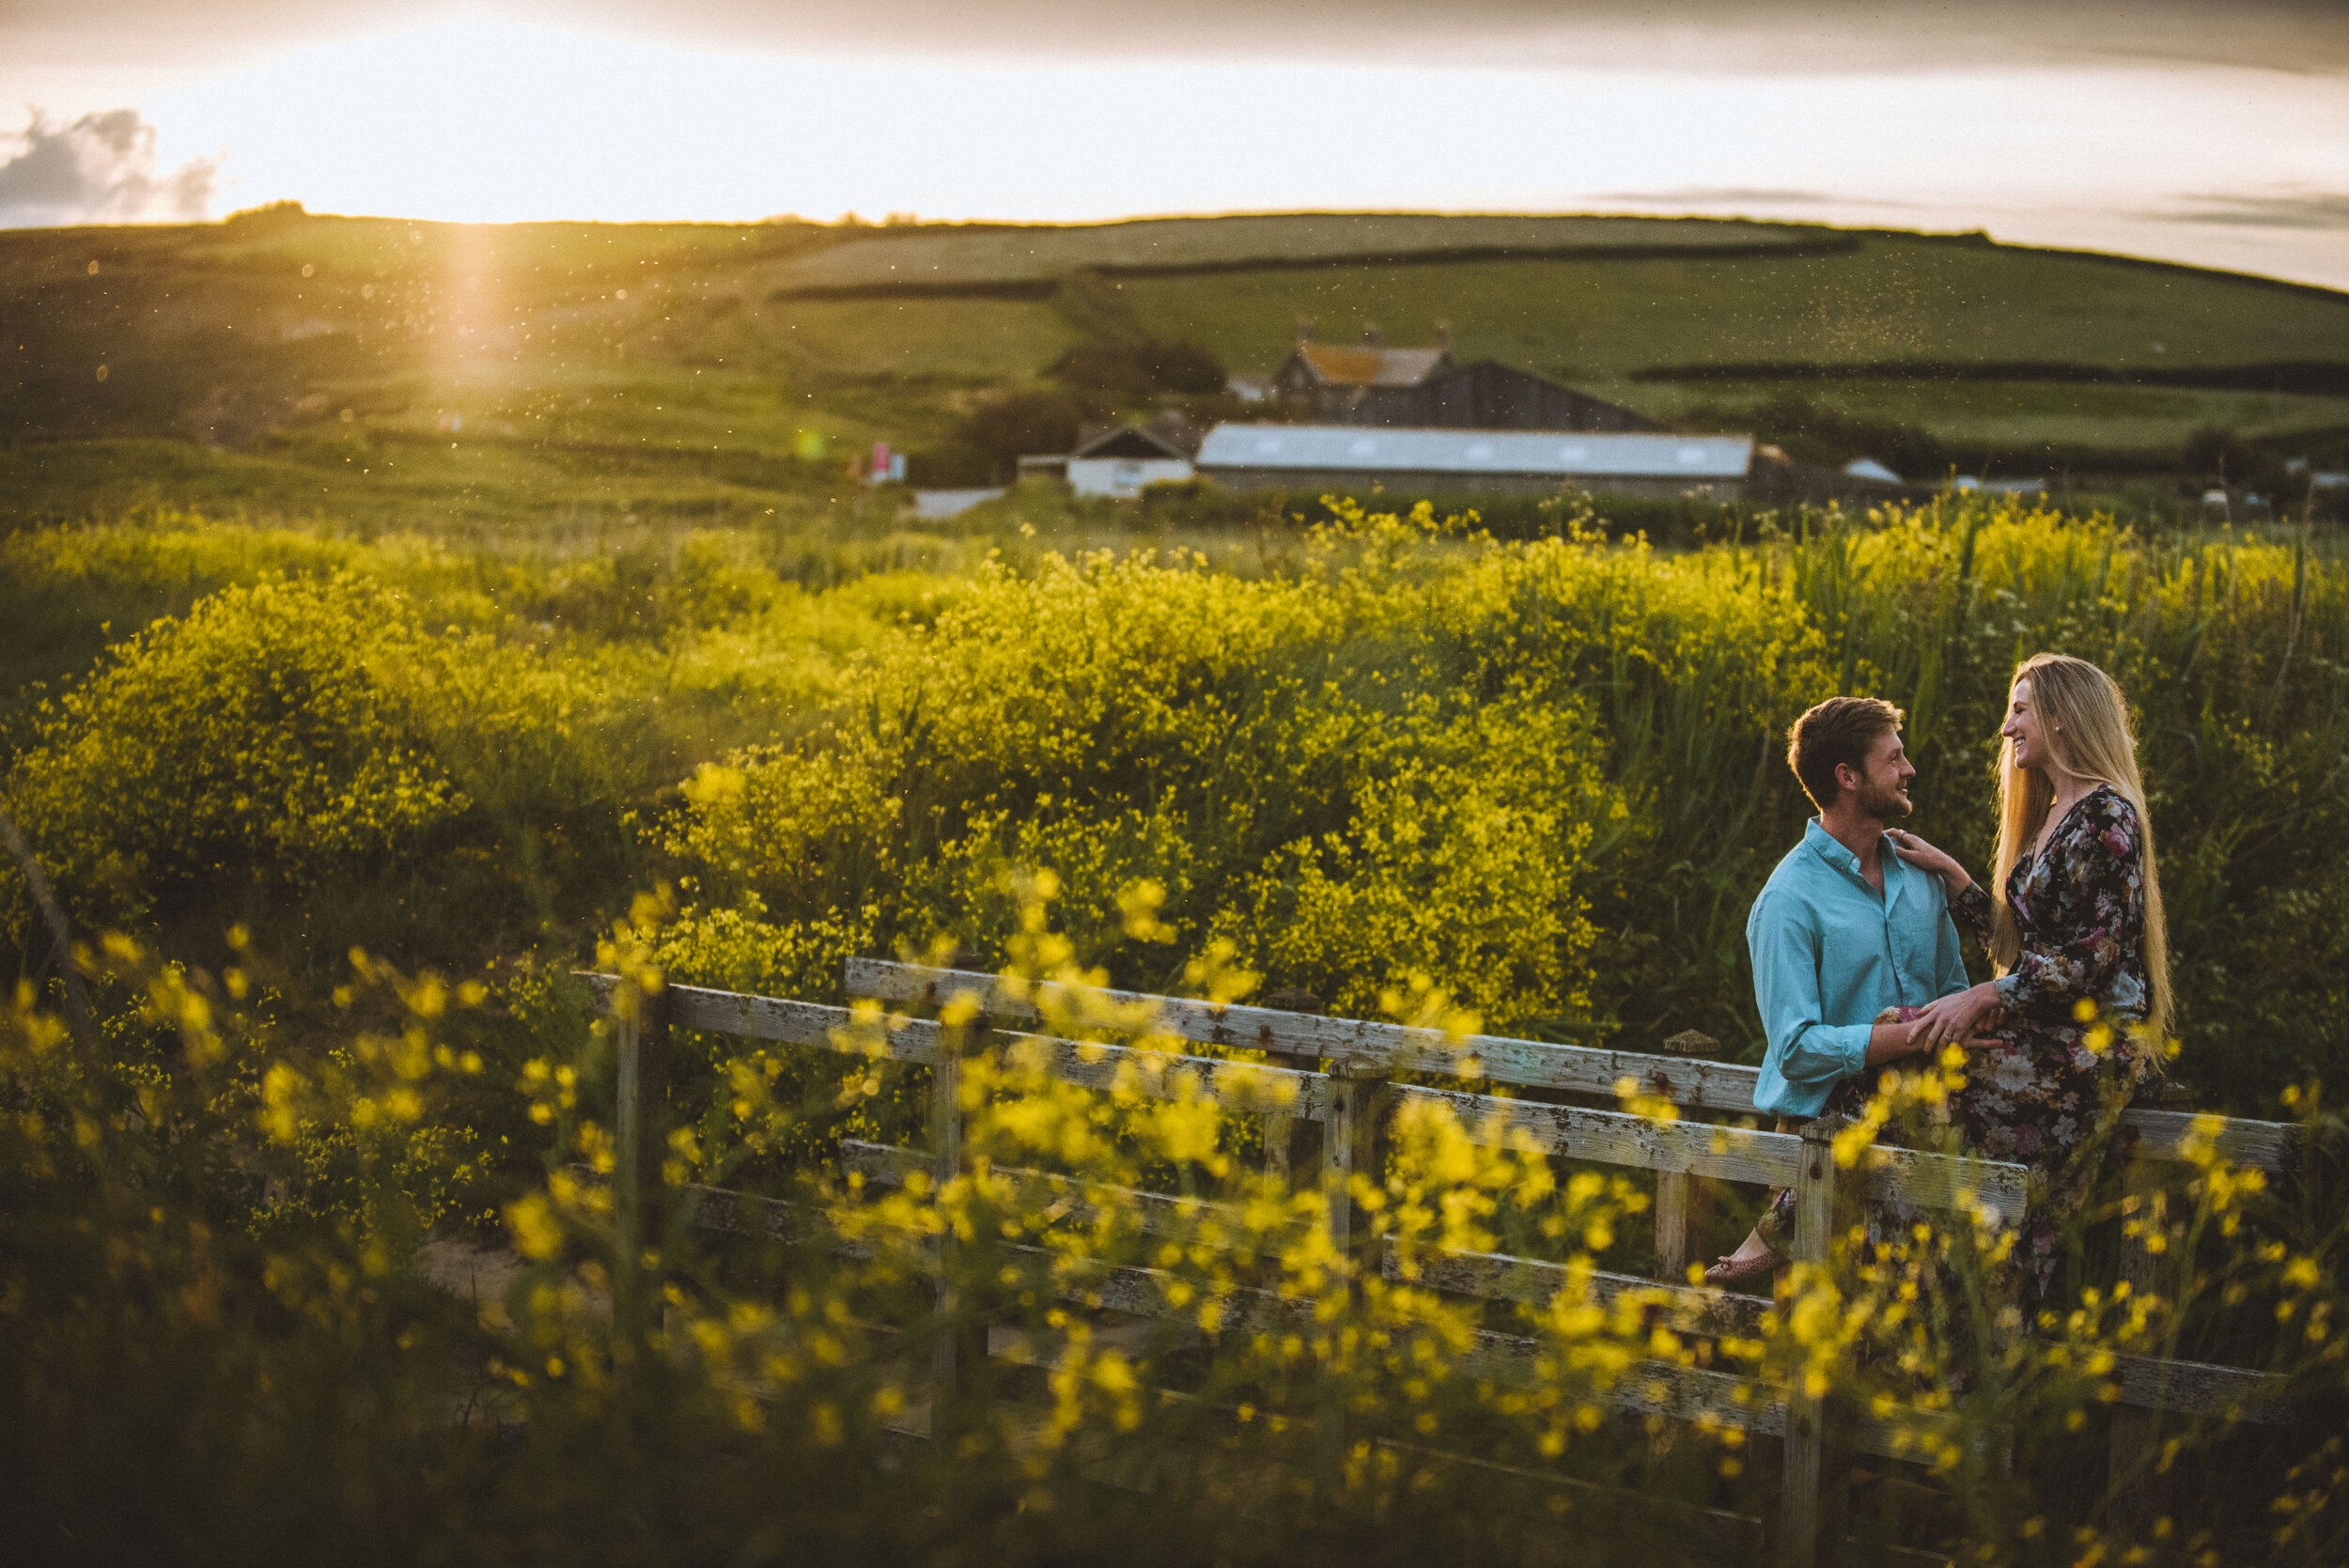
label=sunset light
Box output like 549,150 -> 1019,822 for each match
6,7 -> 2349,1564
1,14 -> 2341,285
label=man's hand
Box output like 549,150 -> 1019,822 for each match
1910,981 -> 2003,1048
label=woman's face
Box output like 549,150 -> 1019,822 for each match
2001,676 -> 2056,773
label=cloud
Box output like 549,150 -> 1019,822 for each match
1595,187 -> 1857,207
2155,190 -> 2349,230
0,110 -> 220,227
6,0 -> 2349,76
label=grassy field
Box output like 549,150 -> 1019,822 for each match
6,208 -> 2349,536
1627,377 -> 2349,452
11,211 -> 2349,1565
1122,234 -> 2349,377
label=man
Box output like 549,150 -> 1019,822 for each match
1703,696 -> 1972,1285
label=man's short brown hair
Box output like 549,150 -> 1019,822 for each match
1787,697 -> 1905,810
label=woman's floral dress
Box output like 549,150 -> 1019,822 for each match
1945,784 -> 2156,1323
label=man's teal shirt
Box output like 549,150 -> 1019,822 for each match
1747,818 -> 1972,1119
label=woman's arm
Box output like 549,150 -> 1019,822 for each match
1947,881 -> 1994,945
1887,829 -> 1993,942
1991,791 -> 2145,1014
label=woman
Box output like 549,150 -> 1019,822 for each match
1887,652 -> 2171,1323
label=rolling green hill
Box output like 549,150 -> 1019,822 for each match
5,207 -> 2347,534
761,211 -> 1841,294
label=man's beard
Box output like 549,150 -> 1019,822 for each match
1856,779 -> 1911,819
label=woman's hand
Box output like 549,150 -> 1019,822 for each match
1907,981 -> 2003,1050
1887,829 -> 1973,894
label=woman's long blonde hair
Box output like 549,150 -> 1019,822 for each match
1990,653 -> 2173,1042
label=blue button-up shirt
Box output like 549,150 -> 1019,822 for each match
1747,818 -> 1971,1118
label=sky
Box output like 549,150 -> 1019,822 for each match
4,0 -> 2348,289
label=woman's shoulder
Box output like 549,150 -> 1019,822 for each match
2067,784 -> 2141,857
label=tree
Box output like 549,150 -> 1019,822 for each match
957,389 -> 1085,468
1053,337 -> 1226,397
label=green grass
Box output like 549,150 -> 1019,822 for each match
8,211 -> 2349,538
768,296 -> 1081,381
1618,379 -> 2349,463
1121,234 -> 2349,378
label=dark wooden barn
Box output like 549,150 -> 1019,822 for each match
1343,359 -> 1664,433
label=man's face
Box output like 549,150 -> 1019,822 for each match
1847,727 -> 1916,819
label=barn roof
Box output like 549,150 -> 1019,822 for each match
1195,425 -> 1754,479
1073,422 -> 1196,460
1294,343 -> 1449,388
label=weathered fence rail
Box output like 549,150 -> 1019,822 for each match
583,963 -> 2300,1568
844,961 -> 2305,1173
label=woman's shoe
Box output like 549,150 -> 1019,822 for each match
1702,1250 -> 1783,1289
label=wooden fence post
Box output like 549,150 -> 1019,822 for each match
1317,1058 -> 1390,1496
1781,1117 -> 1847,1568
2108,1159 -> 2170,1536
614,985 -> 670,1340
928,1008 -> 985,1421
1656,1171 -> 1694,1282
1264,1108 -> 1306,1188
1259,991 -> 1322,1192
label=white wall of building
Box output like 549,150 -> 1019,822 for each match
1067,457 -> 1194,499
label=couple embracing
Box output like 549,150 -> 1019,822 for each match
1705,653 -> 2172,1323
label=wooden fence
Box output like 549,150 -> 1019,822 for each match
585,960 -> 2300,1568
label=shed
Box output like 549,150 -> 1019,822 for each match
1064,422 -> 1198,500
1194,425 -> 1754,500
1343,359 -> 1663,434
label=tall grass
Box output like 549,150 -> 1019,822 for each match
4,892 -> 2344,1564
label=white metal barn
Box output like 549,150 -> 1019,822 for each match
1193,424 -> 1756,500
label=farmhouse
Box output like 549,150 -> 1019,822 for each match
1193,424 -> 1755,500
1268,323 -> 1453,416
1261,323 -> 1661,433
1020,421 -> 1198,499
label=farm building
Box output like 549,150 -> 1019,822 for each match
1268,324 -> 1454,417
1021,421 -> 1198,499
1194,424 -> 1755,500
1259,322 -> 1660,432
1345,358 -> 1663,434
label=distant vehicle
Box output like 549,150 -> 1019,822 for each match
1843,458 -> 1901,484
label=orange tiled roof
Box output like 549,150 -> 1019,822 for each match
1297,343 -> 1447,388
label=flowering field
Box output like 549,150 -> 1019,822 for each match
2,494 -> 2346,1562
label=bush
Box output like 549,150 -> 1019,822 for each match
3,577 -> 470,928
1686,392 -> 1948,479
1054,336 -> 1227,397
903,439 -> 997,488
956,388 -> 1088,468
2182,424 -> 2295,494
662,506 -> 1843,1033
